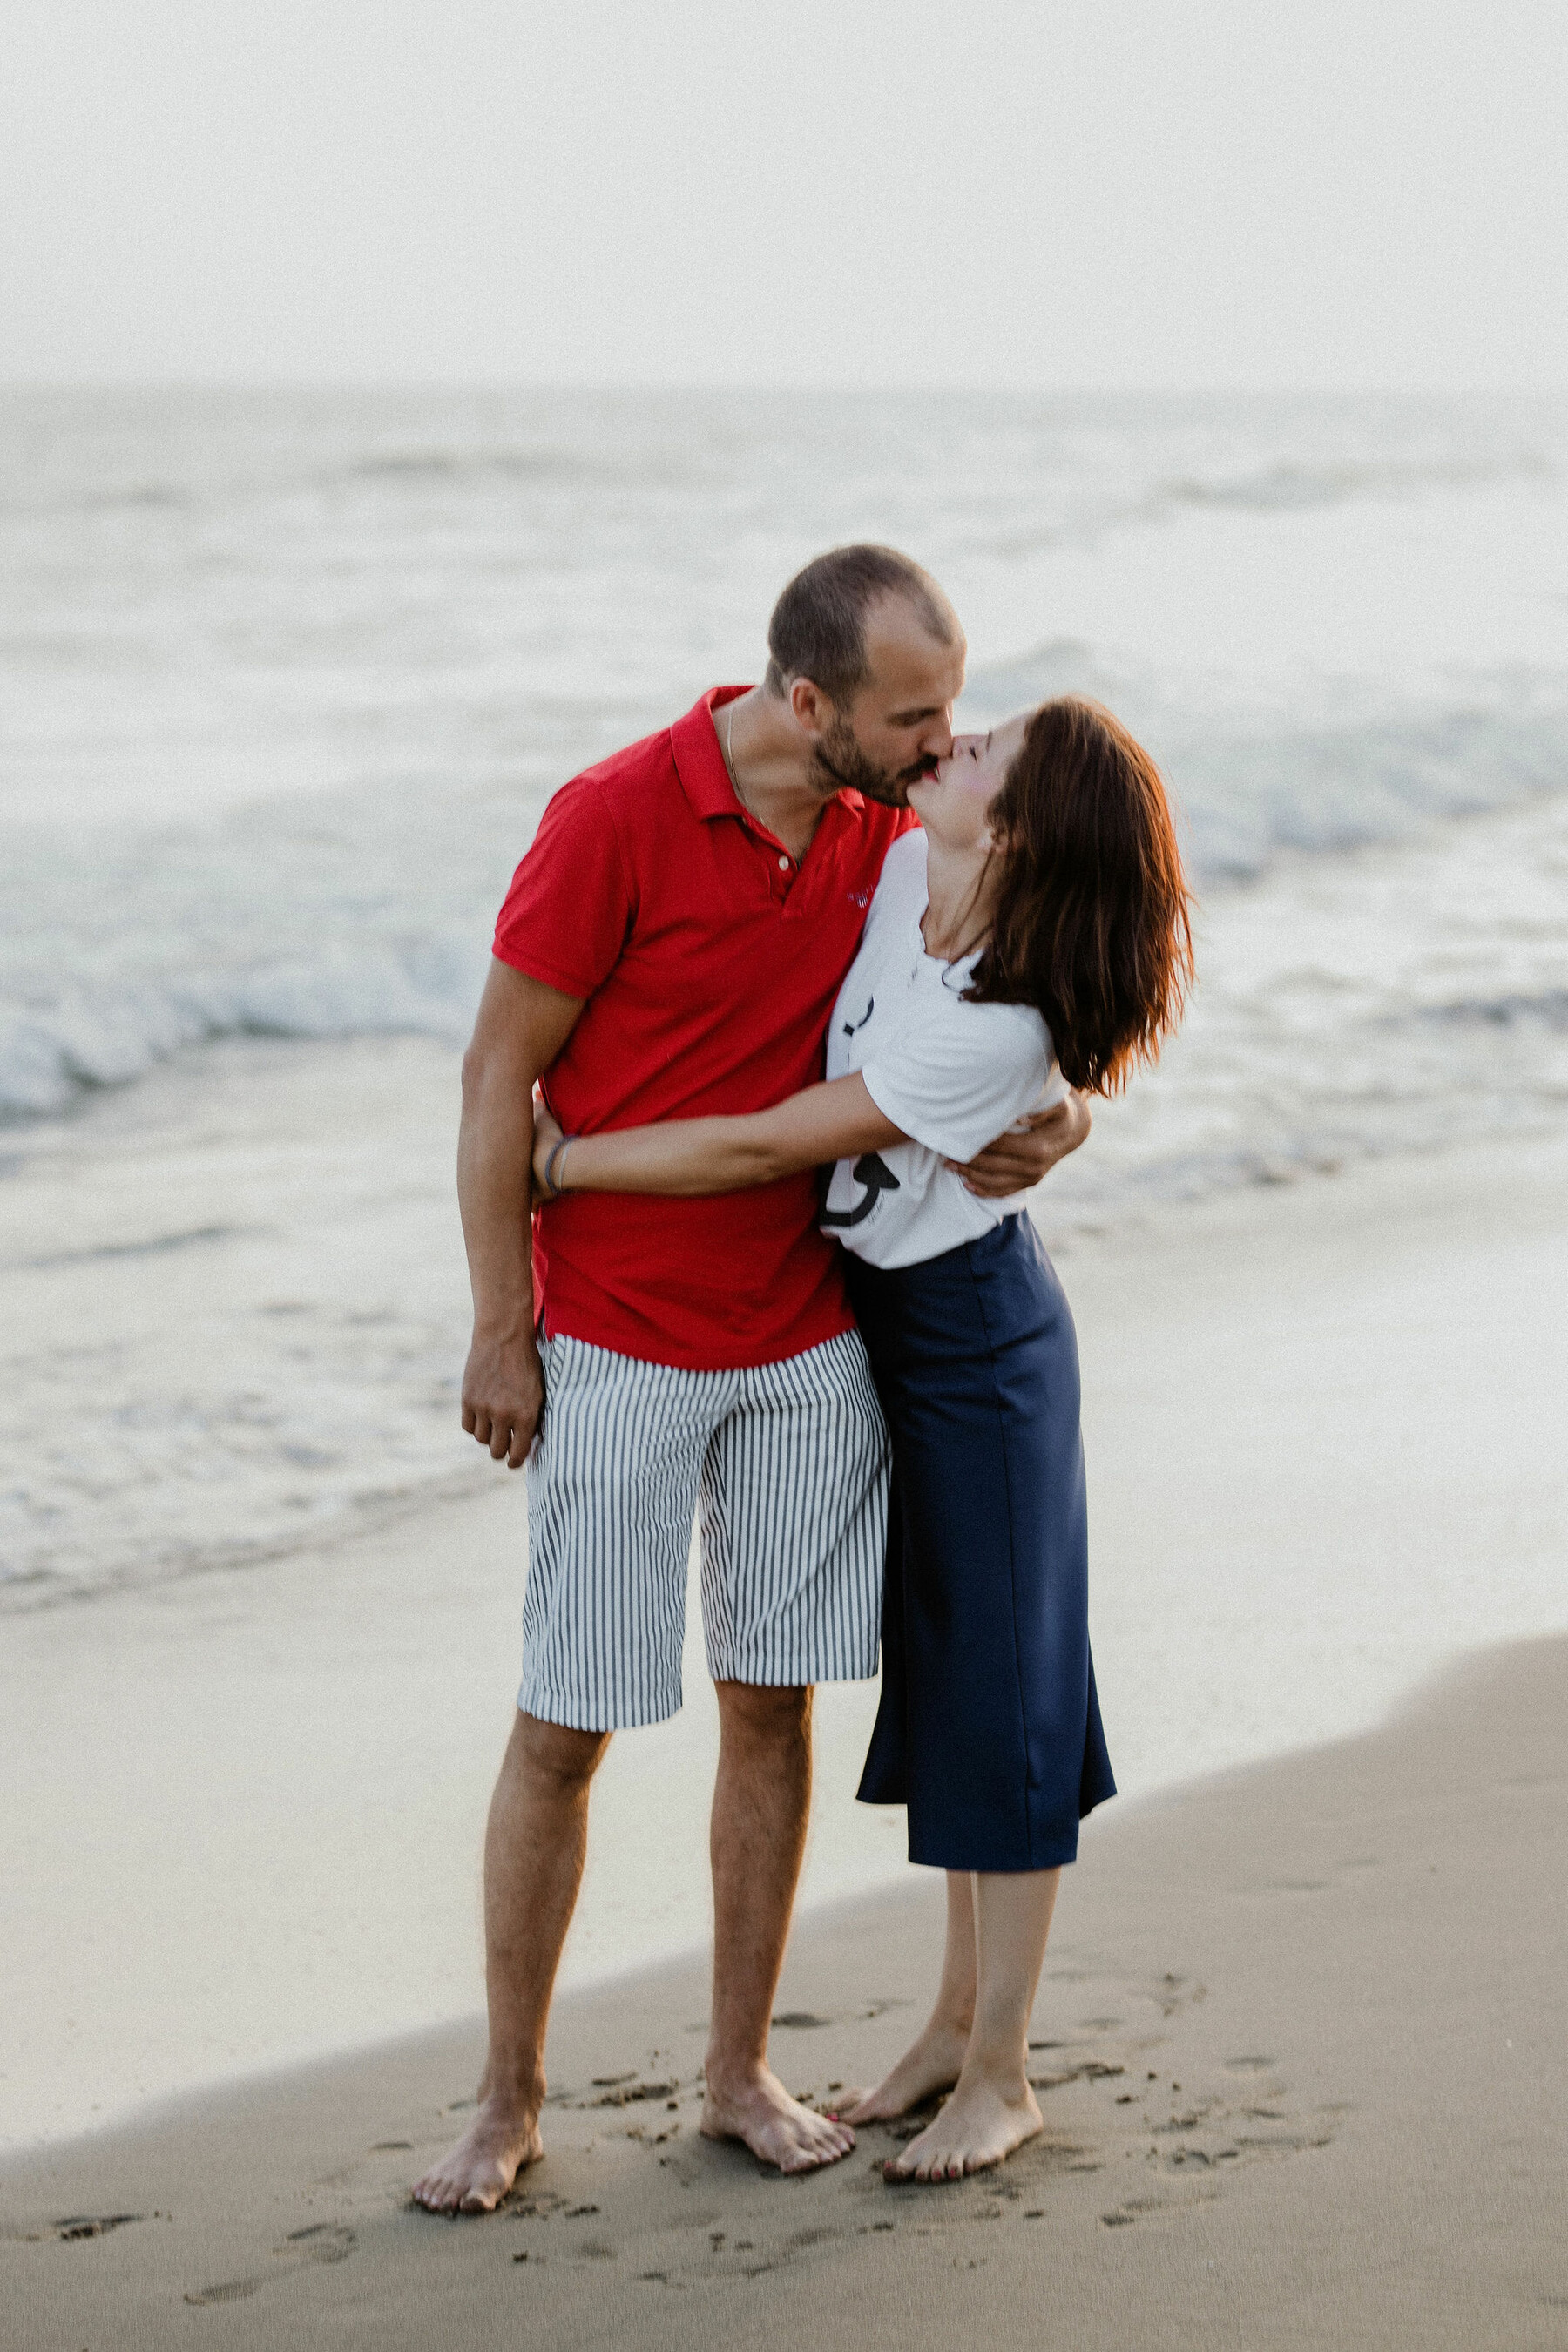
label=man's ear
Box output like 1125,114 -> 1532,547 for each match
788,677 -> 831,741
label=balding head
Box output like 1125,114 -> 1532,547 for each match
760,545 -> 966,808
765,544 -> 961,709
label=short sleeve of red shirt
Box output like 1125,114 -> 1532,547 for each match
492,777 -> 633,1000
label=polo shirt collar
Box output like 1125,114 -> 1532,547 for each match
671,688 -> 867,823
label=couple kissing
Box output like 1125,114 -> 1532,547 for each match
415,544 -> 1191,2213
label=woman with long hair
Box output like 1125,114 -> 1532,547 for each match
531,697 -> 1193,2180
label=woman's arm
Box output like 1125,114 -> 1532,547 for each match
533,1075 -> 905,1200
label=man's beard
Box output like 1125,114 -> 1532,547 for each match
811,713 -> 932,808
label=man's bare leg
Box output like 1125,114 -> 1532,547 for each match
837,1870 -> 977,2121
700,1681 -> 855,2173
413,1710 -> 609,2213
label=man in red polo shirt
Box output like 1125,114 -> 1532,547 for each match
414,548 -> 1091,2213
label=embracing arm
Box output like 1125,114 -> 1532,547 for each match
458,959 -> 584,1465
534,1074 -> 905,1199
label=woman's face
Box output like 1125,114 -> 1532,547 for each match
907,711 -> 1031,852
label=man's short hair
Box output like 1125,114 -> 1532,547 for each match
765,545 -> 957,706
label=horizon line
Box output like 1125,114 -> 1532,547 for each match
3,377 -> 1568,402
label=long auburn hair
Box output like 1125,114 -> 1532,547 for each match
965,697 -> 1193,1092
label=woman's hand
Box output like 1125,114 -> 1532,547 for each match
948,1089 -> 1092,1196
531,1092 -> 565,1206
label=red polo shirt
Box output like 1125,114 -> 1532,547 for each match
492,687 -> 916,1368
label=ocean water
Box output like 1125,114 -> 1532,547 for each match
3,388 -> 1567,1599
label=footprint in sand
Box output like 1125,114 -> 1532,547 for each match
277,2223 -> 355,2266
185,2222 -> 355,2307
185,2275 -> 268,2306
585,2078 -> 679,2108
55,2213 -> 141,2241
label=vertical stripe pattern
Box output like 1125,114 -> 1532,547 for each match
521,1330 -> 889,1731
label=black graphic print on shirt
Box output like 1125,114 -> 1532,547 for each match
821,1152 -> 902,1230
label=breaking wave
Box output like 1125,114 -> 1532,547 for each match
0,941 -> 488,1121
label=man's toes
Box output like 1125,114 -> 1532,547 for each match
784,2126 -> 849,2173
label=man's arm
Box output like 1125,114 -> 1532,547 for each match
458,959 -> 584,1468
947,1090 -> 1092,1199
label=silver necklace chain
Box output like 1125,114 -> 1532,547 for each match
723,700 -> 750,817
725,697 -> 794,864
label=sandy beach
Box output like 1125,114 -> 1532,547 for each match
3,1127 -> 1566,2345
5,1631 -> 1565,2349
5,7 -> 1568,2331
5,1127 -> 1567,2158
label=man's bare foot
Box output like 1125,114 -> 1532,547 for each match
701,2065 -> 855,2174
411,2098 -> 544,2214
884,2073 -> 1042,2183
834,2017 -> 971,2123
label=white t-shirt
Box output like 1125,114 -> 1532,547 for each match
821,829 -> 1066,1268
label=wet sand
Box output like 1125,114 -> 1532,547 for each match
6,1131 -> 1567,2159
4,1633 -> 1565,2349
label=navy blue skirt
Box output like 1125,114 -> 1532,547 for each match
846,1213 -> 1116,1873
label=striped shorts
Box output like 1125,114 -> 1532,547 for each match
520,1328 -> 889,1730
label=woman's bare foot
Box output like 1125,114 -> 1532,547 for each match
834,2017 -> 972,2123
884,2072 -> 1042,2183
701,2063 -> 855,2174
411,2097 -> 544,2214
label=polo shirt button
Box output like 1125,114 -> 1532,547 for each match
777,855 -> 789,870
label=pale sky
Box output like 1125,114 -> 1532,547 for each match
3,0 -> 1565,389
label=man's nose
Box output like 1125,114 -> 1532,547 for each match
923,712 -> 956,759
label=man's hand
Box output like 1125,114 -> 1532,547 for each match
948,1089 -> 1092,1199
456,962 -> 581,1470
461,1329 -> 545,1470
